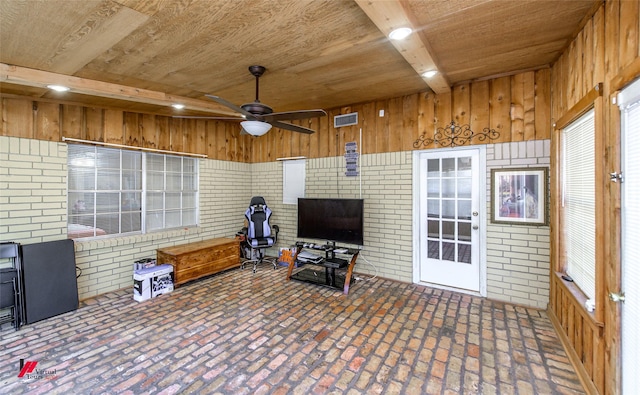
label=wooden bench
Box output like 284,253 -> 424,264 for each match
156,237 -> 240,287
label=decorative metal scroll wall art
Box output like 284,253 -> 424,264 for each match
413,121 -> 500,148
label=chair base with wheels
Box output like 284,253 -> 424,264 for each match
240,243 -> 278,273
241,196 -> 279,273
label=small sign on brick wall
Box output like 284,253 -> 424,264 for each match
345,141 -> 359,176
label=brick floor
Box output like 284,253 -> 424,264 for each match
0,265 -> 585,394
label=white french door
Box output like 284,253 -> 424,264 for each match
618,79 -> 640,395
414,147 -> 485,294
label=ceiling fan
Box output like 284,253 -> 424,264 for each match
178,65 -> 326,136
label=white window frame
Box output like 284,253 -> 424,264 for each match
67,144 -> 199,239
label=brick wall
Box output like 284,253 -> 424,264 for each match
485,140 -> 551,308
0,135 -> 551,307
0,137 -> 68,243
251,152 -> 413,283
0,136 -> 251,299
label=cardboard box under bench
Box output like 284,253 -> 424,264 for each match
156,237 -> 240,287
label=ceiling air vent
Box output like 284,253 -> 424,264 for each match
334,112 -> 358,128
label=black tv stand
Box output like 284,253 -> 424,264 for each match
286,244 -> 360,295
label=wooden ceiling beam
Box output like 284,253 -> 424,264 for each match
355,0 -> 451,94
0,63 -> 238,117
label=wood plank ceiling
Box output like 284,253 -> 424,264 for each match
0,0 -> 598,119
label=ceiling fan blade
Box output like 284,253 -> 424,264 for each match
172,116 -> 241,121
205,94 -> 257,120
270,120 -> 315,134
262,109 -> 327,122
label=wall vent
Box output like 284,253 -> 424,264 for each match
334,112 -> 358,128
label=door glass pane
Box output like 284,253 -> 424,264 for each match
442,242 -> 455,261
427,159 -> 440,175
442,179 -> 455,198
458,244 -> 471,264
458,200 -> 471,220
428,240 -> 439,259
428,220 -> 440,238
442,221 -> 455,240
442,200 -> 455,219
458,177 -> 471,198
427,179 -> 440,197
459,223 -> 471,241
442,158 -> 455,176
427,199 -> 440,218
457,157 -> 472,177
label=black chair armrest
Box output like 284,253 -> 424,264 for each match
272,225 -> 279,242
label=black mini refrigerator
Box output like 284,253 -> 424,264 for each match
21,239 -> 79,324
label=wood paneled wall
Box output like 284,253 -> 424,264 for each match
1,69 -> 551,161
549,1 -> 640,394
0,99 -> 252,162
251,70 -> 551,162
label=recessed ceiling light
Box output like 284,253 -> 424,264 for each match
422,70 -> 438,78
388,27 -> 412,40
171,104 -> 185,110
47,85 -> 70,92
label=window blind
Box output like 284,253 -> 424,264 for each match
562,109 -> 596,300
283,159 -> 306,205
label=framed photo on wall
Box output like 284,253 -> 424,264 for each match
491,167 -> 549,225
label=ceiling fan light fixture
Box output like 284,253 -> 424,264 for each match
47,84 -> 70,92
422,70 -> 438,78
241,120 -> 272,136
389,27 -> 412,40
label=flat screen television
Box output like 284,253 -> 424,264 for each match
297,198 -> 364,246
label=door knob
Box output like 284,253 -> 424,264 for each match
609,292 -> 625,303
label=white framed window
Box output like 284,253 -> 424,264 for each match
146,153 -> 198,231
67,145 -> 198,239
561,109 -> 596,299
